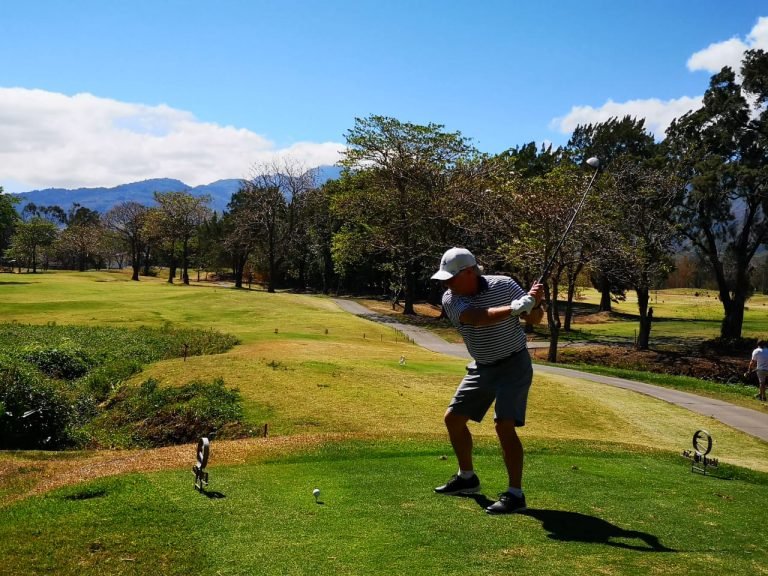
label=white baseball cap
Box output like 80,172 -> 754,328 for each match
431,247 -> 476,280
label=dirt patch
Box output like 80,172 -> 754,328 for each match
555,344 -> 752,384
354,298 -> 447,325
576,311 -> 616,324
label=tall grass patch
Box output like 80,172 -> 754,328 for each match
0,323 -> 240,449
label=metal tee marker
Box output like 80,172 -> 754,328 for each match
192,437 -> 210,490
681,430 -> 719,475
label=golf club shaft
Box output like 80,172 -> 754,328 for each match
536,167 -> 600,285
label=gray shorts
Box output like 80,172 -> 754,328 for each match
447,349 -> 533,426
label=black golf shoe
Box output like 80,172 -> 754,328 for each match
434,473 -> 480,495
486,492 -> 527,514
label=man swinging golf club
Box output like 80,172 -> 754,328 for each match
433,247 -> 544,514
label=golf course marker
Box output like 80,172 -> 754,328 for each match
682,429 -> 719,475
193,437 -> 210,490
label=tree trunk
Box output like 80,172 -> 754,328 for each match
143,246 -> 152,276
546,283 -> 560,363
636,287 -> 651,350
268,237 -> 276,293
403,262 -> 416,315
130,240 -> 140,280
720,292 -> 746,339
564,279 -> 576,332
547,316 -> 560,363
233,254 -> 244,289
182,239 -> 190,285
598,273 -> 612,312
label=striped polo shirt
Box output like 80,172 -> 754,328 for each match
442,275 -> 529,364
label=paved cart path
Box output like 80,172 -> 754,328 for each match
333,298 -> 768,442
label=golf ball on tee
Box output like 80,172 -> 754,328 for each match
313,488 -> 320,497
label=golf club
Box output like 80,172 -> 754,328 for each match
536,157 -> 600,285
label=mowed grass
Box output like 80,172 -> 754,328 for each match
562,287 -> 768,342
2,271 -> 768,574
3,439 -> 768,576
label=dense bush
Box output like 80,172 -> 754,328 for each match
0,323 -> 242,449
81,359 -> 144,400
22,345 -> 94,380
93,377 -> 247,448
0,359 -> 76,449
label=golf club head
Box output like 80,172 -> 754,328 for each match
586,157 -> 600,168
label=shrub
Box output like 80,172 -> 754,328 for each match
22,345 -> 93,380
82,359 -> 144,400
92,377 -> 247,448
0,361 -> 75,449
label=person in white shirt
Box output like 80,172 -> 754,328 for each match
748,339 -> 768,401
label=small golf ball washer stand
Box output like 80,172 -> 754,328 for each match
193,437 -> 210,490
681,430 -> 719,475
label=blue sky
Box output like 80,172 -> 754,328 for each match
1,1 -> 766,192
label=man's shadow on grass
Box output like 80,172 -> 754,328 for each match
522,508 -> 674,552
459,496 -> 673,552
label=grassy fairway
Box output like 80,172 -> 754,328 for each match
2,271 -> 768,574
561,287 -> 768,342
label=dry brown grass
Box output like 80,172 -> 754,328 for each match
0,433 -> 370,505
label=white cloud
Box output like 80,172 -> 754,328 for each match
551,16 -> 768,142
550,96 -> 703,139
0,88 -> 345,192
687,16 -> 768,73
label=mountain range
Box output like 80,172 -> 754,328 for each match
8,165 -> 343,214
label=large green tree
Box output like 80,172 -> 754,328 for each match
227,183 -> 287,293
104,201 -> 149,280
0,187 -> 19,257
665,49 -> 768,339
567,116 -> 657,311
154,191 -> 212,285
336,115 -> 479,314
607,158 -> 683,349
8,217 -> 58,273
489,163 -> 603,362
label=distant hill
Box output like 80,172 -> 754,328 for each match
9,165 -> 343,214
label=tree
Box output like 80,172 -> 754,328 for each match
0,187 -> 19,257
567,117 -> 657,311
20,203 -> 66,225
8,217 -> 58,273
196,212 -> 229,282
140,208 -> 165,276
221,208 -> 252,289
154,191 -> 212,285
255,158 -> 318,290
303,181 -> 341,294
493,164 -> 603,362
66,204 -> 100,227
228,182 -> 287,293
337,115 -> 479,314
665,49 -> 768,339
607,158 -> 683,349
55,221 -> 106,271
104,201 -> 150,280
